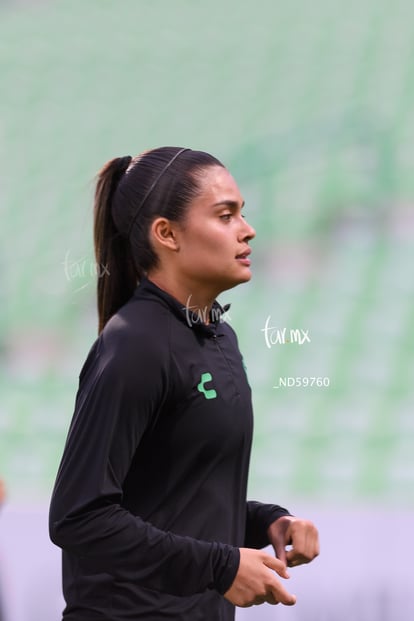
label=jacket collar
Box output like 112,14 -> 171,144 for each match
135,277 -> 231,337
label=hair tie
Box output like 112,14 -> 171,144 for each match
127,148 -> 190,238
118,155 -> 132,174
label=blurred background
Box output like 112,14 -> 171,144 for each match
0,0 -> 413,619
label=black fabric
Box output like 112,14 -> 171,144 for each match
49,277 -> 290,620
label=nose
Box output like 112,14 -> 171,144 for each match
240,217 -> 256,242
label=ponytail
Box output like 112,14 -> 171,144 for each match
94,157 -> 138,334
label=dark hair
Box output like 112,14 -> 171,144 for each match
94,146 -> 224,334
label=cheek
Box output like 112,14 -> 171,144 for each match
182,223 -> 230,254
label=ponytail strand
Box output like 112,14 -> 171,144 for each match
93,156 -> 137,334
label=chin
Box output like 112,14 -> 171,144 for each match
236,267 -> 253,283
220,271 -> 252,292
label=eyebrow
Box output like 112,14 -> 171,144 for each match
212,200 -> 245,209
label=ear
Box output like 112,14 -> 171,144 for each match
150,217 -> 180,252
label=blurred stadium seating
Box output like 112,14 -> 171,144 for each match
1,1 -> 414,620
1,0 -> 413,507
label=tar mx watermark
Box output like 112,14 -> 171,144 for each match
62,250 -> 110,292
261,315 -> 311,348
182,294 -> 232,327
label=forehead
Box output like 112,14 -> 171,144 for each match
196,166 -> 243,203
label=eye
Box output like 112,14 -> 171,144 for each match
219,213 -> 232,221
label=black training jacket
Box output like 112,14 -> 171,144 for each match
49,277 -> 290,620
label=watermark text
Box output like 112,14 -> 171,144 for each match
183,294 -> 232,327
273,376 -> 330,388
261,316 -> 311,348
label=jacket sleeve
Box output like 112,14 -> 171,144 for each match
49,318 -> 239,597
244,500 -> 292,549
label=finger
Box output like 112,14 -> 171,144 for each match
286,550 -> 309,566
286,527 -> 320,566
273,537 -> 287,565
262,554 -> 290,579
251,594 -> 278,606
260,593 -> 279,606
287,550 -> 319,567
269,582 -> 296,606
289,523 -> 307,555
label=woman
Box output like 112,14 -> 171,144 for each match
49,146 -> 319,620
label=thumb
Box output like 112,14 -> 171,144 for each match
262,554 -> 290,580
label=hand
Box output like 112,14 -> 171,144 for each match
267,516 -> 320,567
224,547 -> 296,607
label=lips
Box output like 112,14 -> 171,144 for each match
235,249 -> 252,267
235,248 -> 251,259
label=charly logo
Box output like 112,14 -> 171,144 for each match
197,372 -> 217,400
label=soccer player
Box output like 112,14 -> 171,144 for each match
49,147 -> 319,620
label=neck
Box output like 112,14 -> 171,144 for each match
146,271 -> 219,324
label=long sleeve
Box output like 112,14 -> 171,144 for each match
244,501 -> 292,549
49,318 -> 239,597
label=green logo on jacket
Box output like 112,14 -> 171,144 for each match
197,372 -> 217,400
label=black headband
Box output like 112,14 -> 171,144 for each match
127,148 -> 190,238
